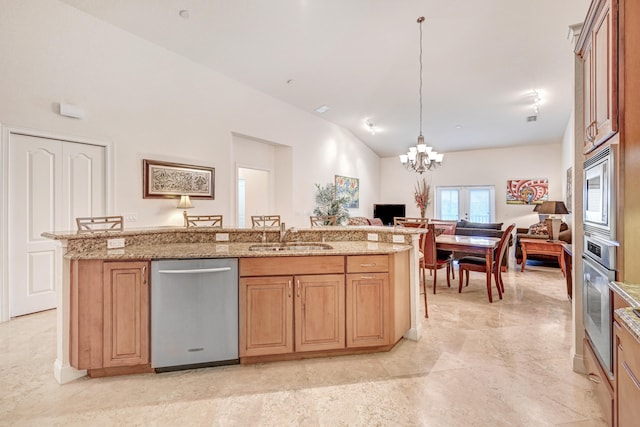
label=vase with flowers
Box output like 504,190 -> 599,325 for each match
414,178 -> 431,218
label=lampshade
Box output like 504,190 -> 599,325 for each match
535,201 -> 569,215
177,195 -> 193,209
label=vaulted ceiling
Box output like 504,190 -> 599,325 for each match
60,0 -> 591,157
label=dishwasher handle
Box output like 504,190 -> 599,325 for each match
158,267 -> 232,274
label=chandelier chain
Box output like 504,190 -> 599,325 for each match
419,17 -> 423,137
398,16 -> 443,174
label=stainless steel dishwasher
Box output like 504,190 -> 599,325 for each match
151,258 -> 238,372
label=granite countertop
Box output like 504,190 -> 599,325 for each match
610,281 -> 640,341
64,240 -> 412,260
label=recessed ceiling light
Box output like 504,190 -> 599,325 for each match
315,105 -> 330,113
179,10 -> 190,19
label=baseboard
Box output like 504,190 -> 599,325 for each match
54,358 -> 86,384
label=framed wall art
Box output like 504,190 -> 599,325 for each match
335,175 -> 359,209
506,178 -> 548,205
143,159 -> 215,199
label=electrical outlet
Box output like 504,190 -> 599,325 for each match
107,238 -> 125,249
392,234 -> 405,244
123,213 -> 138,222
367,233 -> 379,241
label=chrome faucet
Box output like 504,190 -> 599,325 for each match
279,223 -> 297,243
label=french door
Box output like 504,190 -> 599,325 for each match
8,133 -> 105,316
435,186 -> 495,223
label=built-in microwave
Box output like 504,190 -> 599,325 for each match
583,145 -> 615,241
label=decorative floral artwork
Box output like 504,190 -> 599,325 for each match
143,159 -> 215,199
506,178 -> 548,205
334,175 -> 359,209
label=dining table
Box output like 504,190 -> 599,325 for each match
435,234 -> 501,300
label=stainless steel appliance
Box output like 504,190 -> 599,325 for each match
583,145 -> 615,240
582,239 -> 617,378
151,258 -> 239,372
582,144 -> 618,379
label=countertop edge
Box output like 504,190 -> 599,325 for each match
63,242 -> 413,260
611,281 -> 640,341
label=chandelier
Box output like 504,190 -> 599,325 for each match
399,17 -> 443,174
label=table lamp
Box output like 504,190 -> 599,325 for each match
536,201 -> 569,241
177,194 -> 193,227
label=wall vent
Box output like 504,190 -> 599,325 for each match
527,115 -> 538,122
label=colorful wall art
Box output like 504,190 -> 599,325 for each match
335,175 -> 359,209
506,178 -> 548,205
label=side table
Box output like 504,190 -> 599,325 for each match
519,238 -> 565,276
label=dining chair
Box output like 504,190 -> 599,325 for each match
251,215 -> 281,228
457,223 -> 515,302
309,215 -> 337,226
420,224 -> 453,300
184,214 -> 223,228
76,216 -> 124,233
393,217 -> 429,227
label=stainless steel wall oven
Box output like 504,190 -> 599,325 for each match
582,144 -> 618,379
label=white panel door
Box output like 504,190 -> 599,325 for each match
62,142 -> 105,230
8,133 -> 105,317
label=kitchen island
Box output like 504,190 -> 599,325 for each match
43,225 -> 422,384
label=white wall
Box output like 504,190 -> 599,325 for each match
380,143 -> 565,230
0,0 -> 380,229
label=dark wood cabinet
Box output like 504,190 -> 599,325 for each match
576,0 -> 618,153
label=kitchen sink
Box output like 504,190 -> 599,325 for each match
248,243 -> 333,252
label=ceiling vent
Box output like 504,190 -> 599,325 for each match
527,115 -> 538,122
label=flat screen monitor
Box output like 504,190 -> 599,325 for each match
373,204 -> 406,226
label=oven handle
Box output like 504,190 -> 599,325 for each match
582,255 -> 616,283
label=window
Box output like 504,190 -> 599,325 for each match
435,186 -> 496,223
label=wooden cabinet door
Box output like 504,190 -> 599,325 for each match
582,40 -> 595,153
591,0 -> 617,148
240,276 -> 294,357
102,262 -> 150,368
346,273 -> 390,348
615,320 -> 640,426
294,274 -> 345,352
582,0 -> 617,153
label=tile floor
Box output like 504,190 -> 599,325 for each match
0,264 -> 606,426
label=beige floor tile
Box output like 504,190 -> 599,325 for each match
0,264 -> 607,426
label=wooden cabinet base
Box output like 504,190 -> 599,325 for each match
584,338 -> 614,426
239,338 -> 402,365
87,364 -> 154,378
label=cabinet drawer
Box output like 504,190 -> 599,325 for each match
584,338 -> 614,425
613,290 -> 630,310
347,255 -> 389,273
240,256 -> 344,276
616,317 -> 640,381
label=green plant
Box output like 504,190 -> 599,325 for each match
313,183 -> 350,225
